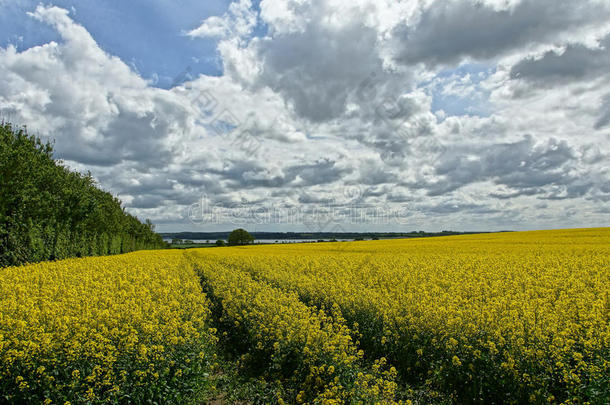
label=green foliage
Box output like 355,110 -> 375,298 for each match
0,122 -> 166,267
215,239 -> 226,247
227,229 -> 254,246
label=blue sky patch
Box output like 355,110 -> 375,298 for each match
425,63 -> 495,118
0,0 -> 234,88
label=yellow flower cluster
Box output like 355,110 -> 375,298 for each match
0,250 -> 215,403
2,228 -> 606,403
190,228 -> 609,404
186,250 -> 399,404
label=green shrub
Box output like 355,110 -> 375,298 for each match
0,122 -> 166,266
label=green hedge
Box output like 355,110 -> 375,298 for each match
0,122 -> 167,267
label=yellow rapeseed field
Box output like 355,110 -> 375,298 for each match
189,228 -> 610,404
0,250 -> 216,403
187,250 -> 399,404
1,228 -> 608,404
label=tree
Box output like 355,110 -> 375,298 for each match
0,122 -> 166,266
227,228 -> 254,246
215,239 -> 226,247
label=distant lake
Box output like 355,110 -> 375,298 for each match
164,238 -> 355,244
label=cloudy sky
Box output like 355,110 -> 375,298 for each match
1,0 -> 609,232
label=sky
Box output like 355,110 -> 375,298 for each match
0,0 -> 609,233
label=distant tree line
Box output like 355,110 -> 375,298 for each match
0,122 -> 166,267
161,230 -> 493,241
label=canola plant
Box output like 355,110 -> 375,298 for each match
1,228 -> 608,404
188,228 -> 609,404
187,250 -> 398,404
0,250 -> 215,403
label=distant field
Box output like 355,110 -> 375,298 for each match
1,228 -> 608,403
168,242 -> 217,249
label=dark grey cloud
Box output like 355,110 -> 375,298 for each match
489,187 -> 544,199
298,192 -> 332,204
510,34 -> 610,84
362,185 -> 392,198
482,136 -> 575,187
508,33 -> 610,130
583,176 -> 610,202
208,160 -> 287,188
207,0 -> 422,125
287,159 -> 351,186
386,190 -> 415,203
105,172 -> 174,194
258,22 -> 392,122
418,202 -> 500,215
596,206 -> 610,213
129,194 -> 166,209
595,94 -> 610,129
358,161 -> 398,185
408,135 -> 579,196
58,110 -> 175,167
392,0 -> 610,67
208,158 -> 350,189
539,181 -> 594,200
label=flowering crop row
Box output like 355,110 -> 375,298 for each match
1,228 -> 607,404
0,251 -> 216,404
187,250 -> 400,404
192,228 -> 609,404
